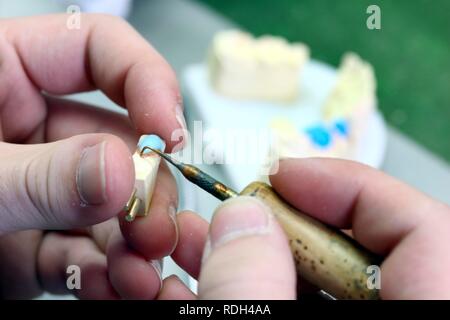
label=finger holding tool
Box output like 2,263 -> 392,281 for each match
143,148 -> 382,300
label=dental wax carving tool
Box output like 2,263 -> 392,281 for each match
124,135 -> 165,222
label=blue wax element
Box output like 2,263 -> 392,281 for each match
138,135 -> 165,154
334,119 -> 350,137
305,125 -> 331,148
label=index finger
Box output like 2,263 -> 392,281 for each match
270,158 -> 448,255
1,14 -> 185,151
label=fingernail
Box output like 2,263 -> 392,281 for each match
76,142 -> 107,205
168,204 -> 177,221
168,204 -> 179,255
175,104 -> 187,131
174,104 -> 188,151
150,259 -> 163,277
209,196 -> 272,248
150,259 -> 164,290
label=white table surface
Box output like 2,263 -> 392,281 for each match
1,0 -> 449,300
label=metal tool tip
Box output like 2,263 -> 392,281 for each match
147,146 -> 161,155
140,146 -> 163,157
140,146 -> 179,166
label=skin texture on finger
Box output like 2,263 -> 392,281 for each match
270,158 -> 448,254
119,163 -> 178,260
84,215 -> 167,300
39,100 -> 180,256
157,275 -> 196,300
0,208 -> 196,301
0,97 -> 180,298
34,217 -> 164,300
0,230 -> 43,299
380,214 -> 450,299
171,211 -> 209,279
21,97 -> 181,262
270,158 -> 450,299
0,14 -> 184,150
29,96 -> 139,149
91,210 -> 206,300
0,133 -> 134,233
106,233 -> 163,300
38,232 -> 119,299
198,197 -> 296,300
0,31 -> 46,142
86,218 -> 121,253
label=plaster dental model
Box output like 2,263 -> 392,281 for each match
322,53 -> 377,144
264,53 -> 376,171
208,30 -> 309,102
124,134 -> 165,222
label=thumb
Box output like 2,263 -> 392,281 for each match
0,134 -> 134,234
198,196 -> 296,299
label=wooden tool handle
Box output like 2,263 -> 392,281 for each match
240,181 -> 381,300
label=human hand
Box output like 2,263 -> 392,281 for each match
165,158 -> 450,299
0,13 -> 187,299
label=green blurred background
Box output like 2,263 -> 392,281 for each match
196,0 -> 450,162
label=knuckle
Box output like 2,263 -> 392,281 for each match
23,152 -> 56,226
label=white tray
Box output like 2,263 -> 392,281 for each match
181,61 -> 387,191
